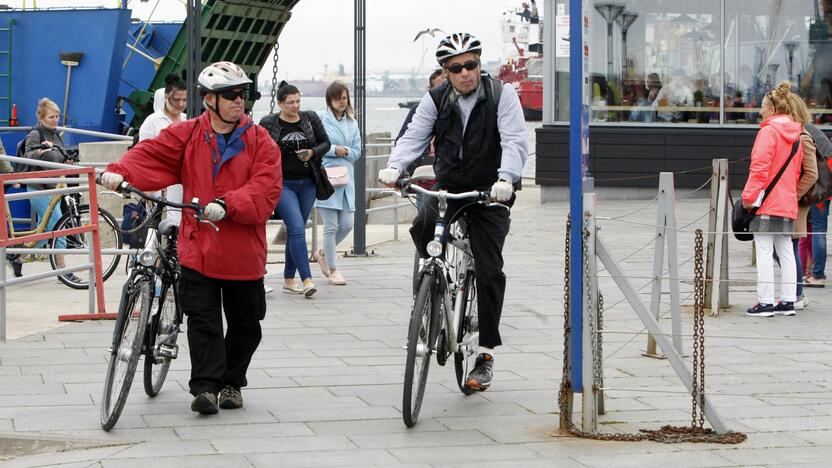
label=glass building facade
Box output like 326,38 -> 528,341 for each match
552,0 -> 832,126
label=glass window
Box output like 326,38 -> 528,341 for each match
551,0 -> 832,126
587,0 -> 722,124
725,1 -> 831,125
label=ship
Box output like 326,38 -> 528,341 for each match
496,1 -> 543,121
0,0 -> 300,150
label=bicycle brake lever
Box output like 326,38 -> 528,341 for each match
485,202 -> 510,211
198,218 -> 220,232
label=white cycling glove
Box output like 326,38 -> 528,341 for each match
378,167 -> 401,187
100,172 -> 124,191
490,179 -> 514,203
204,201 -> 226,222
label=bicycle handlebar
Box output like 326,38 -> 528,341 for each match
94,175 -> 219,230
396,177 -> 509,210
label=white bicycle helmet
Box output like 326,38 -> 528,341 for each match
197,61 -> 252,94
435,33 -> 482,64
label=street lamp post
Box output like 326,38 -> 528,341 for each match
594,3 -> 625,82
784,41 -> 799,85
615,12 -> 638,82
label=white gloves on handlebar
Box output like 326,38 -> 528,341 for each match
490,179 -> 514,203
100,172 -> 124,191
378,167 -> 400,187
204,202 -> 226,222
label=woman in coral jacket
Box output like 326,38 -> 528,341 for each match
742,81 -> 804,317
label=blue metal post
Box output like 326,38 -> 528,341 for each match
569,0 -> 589,392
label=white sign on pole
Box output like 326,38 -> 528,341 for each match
556,15 -> 570,58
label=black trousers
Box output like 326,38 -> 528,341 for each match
411,194 -> 512,348
179,267 -> 266,396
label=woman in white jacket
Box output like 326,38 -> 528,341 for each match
314,81 -> 362,285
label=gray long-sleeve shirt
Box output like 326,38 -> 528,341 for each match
24,125 -> 66,189
388,81 -> 528,183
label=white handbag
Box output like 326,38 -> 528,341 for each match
326,165 -> 349,187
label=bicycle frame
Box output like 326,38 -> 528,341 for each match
5,189 -> 79,240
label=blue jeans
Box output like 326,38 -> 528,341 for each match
809,200 -> 830,279
774,239 -> 804,299
277,178 -> 317,281
317,207 -> 354,270
27,187 -> 65,249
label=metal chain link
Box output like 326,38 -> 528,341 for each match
557,222 -> 746,444
693,229 -> 707,429
269,43 -> 279,114
581,219 -> 599,394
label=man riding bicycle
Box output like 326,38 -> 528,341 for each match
379,33 -> 528,391
101,61 -> 282,415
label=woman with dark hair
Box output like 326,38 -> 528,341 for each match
259,83 -> 331,297
139,73 -> 188,223
313,81 -> 362,285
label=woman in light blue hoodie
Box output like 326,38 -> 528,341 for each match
315,81 -> 362,285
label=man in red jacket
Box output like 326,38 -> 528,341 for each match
101,61 -> 282,415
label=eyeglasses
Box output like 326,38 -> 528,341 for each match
445,59 -> 480,74
219,89 -> 247,101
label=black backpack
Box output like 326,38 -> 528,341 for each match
14,127 -> 46,172
799,124 -> 832,206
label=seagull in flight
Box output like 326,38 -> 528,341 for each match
413,28 -> 445,42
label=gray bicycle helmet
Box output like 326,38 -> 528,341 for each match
435,33 -> 482,64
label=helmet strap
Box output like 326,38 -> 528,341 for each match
205,94 -> 239,126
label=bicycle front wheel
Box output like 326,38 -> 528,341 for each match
101,276 -> 151,431
144,280 -> 180,397
403,271 -> 440,427
50,205 -> 123,290
454,271 -> 479,395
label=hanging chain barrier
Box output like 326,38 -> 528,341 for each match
557,219 -> 747,444
269,43 -> 279,114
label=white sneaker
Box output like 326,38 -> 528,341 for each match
264,285 -> 274,295
795,296 -> 809,310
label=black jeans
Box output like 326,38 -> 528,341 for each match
179,267 -> 266,396
411,193 -> 513,348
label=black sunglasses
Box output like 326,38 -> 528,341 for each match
219,89 -> 247,100
445,59 -> 480,74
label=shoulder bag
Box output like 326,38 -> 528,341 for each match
732,140 -> 800,241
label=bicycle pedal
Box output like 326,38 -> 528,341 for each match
156,343 -> 178,360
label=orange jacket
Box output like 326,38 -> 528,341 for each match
107,112 -> 282,280
742,115 -> 804,220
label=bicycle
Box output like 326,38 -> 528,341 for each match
398,170 -> 508,427
6,144 -> 122,289
100,180 -> 213,431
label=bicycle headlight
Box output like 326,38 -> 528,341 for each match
426,240 -> 443,258
138,250 -> 157,267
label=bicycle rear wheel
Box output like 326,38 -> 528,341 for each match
50,205 -> 122,290
403,271 -> 440,427
101,276 -> 151,431
454,271 -> 479,395
143,279 -> 180,397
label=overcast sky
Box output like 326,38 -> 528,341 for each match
12,0 -> 535,78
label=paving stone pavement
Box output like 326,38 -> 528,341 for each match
1,194 -> 832,467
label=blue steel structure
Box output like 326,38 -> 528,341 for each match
0,8 -> 132,150
569,0 -> 590,393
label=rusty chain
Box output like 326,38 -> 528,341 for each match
557,222 -> 746,444
692,229 -> 706,429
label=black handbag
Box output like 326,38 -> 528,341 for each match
732,140 -> 800,241
311,159 -> 335,200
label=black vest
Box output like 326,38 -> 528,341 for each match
430,75 -> 503,191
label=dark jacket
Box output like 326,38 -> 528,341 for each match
429,77 -> 504,191
259,110 -> 331,161
24,125 -> 68,189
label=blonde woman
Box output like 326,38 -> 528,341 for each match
742,82 -> 804,317
24,98 -> 78,283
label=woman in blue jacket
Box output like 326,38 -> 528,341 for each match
314,81 -> 362,285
